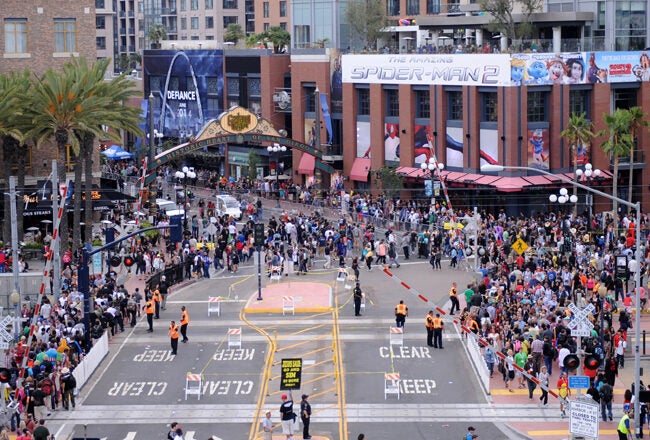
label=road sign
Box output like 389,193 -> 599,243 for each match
570,398 -> 599,438
567,304 -> 595,337
511,238 -> 529,255
568,375 -> 590,389
280,358 -> 303,390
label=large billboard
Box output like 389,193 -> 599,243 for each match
144,50 -> 224,139
527,128 -> 550,170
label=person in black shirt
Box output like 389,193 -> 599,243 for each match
300,394 -> 312,439
279,391 -> 295,439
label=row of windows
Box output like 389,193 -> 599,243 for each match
4,18 -> 76,53
180,0 -> 237,10
179,16 -> 237,30
262,1 -> 288,18
354,87 -> 600,123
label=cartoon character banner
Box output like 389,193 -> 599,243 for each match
384,123 -> 400,164
413,124 -> 432,165
446,127 -> 464,168
527,128 -> 550,170
356,121 -> 371,158
583,51 -> 650,83
479,129 -> 499,166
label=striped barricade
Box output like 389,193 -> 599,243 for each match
185,372 -> 203,400
207,296 -> 221,317
384,373 -> 401,400
228,327 -> 242,349
282,296 -> 295,316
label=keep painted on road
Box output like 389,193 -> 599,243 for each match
213,348 -> 256,360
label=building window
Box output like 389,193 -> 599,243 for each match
280,22 -> 287,30
357,88 -> 370,116
96,36 -> 106,50
304,85 -> 316,113
223,0 -> 237,8
569,89 -> 591,119
447,90 -> 463,121
385,89 -> 399,117
54,19 -> 76,53
386,0 -> 399,15
279,1 -> 287,17
481,92 -> 498,122
191,17 -> 198,29
205,0 -> 213,8
4,19 -> 28,54
263,23 -> 269,31
190,0 -> 198,10
614,88 -> 637,110
223,16 -> 238,28
427,0 -> 441,14
205,16 -> 214,29
96,0 -> 105,8
527,90 -> 549,122
180,0 -> 186,11
415,90 -> 430,119
406,0 -> 420,15
96,16 -> 106,29
263,2 -> 269,18
181,17 -> 187,30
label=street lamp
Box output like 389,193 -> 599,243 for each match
420,158 -> 444,198
267,143 -> 287,208
575,163 -> 602,225
482,163 -> 642,434
175,166 -> 196,233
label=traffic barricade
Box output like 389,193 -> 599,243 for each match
207,296 -> 221,317
389,327 -> 403,346
282,296 -> 295,316
228,328 -> 242,349
270,265 -> 282,282
360,292 -> 366,311
384,373 -> 401,400
185,372 -> 203,400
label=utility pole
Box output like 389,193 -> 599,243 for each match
52,160 -> 61,301
9,177 -> 20,337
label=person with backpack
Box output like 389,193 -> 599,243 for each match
600,381 -> 614,422
60,367 -> 76,410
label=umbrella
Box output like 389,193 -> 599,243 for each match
40,220 -> 52,223
101,145 -> 134,160
264,174 -> 291,181
101,220 -> 114,225
26,227 -> 40,232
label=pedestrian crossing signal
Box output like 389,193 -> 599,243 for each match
123,256 -> 135,267
563,354 -> 580,371
0,367 -> 11,383
109,256 -> 122,267
583,354 -> 600,371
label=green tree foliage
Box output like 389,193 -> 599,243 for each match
148,24 -> 167,48
247,150 -> 259,180
224,23 -> 246,45
346,0 -> 387,51
625,107 -> 649,206
247,26 -> 291,53
375,166 -> 403,199
480,0 -> 542,47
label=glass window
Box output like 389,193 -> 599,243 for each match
263,2 -> 269,18
54,19 -> 76,53
180,0 -> 186,11
279,22 -> 287,30
385,89 -> 399,117
304,85 -> 316,113
264,23 -> 270,31
191,17 -> 198,29
181,17 -> 187,30
205,0 -> 213,8
415,90 -> 430,119
205,16 -> 214,28
406,0 -> 420,15
357,88 -> 370,115
96,16 -> 106,29
386,0 -> 399,15
223,16 -> 238,28
96,0 -> 105,8
223,0 -> 237,8
96,36 -> 106,50
481,92 -> 498,122
4,19 -> 28,53
569,89 -> 591,119
248,77 -> 261,98
527,91 -> 549,122
427,0 -> 441,14
190,0 -> 198,10
447,91 -> 463,121
614,88 -> 637,110
279,1 -> 287,17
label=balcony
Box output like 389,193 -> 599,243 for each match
128,11 -> 134,17
119,45 -> 127,52
612,150 -> 646,169
120,28 -> 126,35
119,11 -> 126,17
128,45 -> 136,52
128,27 -> 135,35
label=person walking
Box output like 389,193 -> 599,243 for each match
351,257 -> 360,281
432,313 -> 444,348
425,311 -> 435,347
617,404 -> 633,439
300,394 -> 312,439
180,306 -> 190,343
537,365 -> 550,406
153,287 -> 162,319
600,381 -> 614,421
159,276 -> 170,310
261,411 -> 274,440
32,419 -> 50,440
167,321 -> 178,356
449,282 -> 460,315
279,391 -> 295,440
464,426 -> 478,440
394,300 -> 408,328
60,367 -> 76,410
557,372 -> 570,418
353,283 -> 363,317
145,295 -> 155,332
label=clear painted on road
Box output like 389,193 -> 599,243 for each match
379,346 -> 432,358
107,381 -> 168,397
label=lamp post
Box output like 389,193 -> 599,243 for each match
420,157 -> 444,199
575,163 -> 601,226
175,166 -> 196,233
267,143 -> 287,208
482,163 -> 642,436
146,129 -> 164,156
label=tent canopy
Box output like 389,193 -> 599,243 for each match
101,145 -> 134,160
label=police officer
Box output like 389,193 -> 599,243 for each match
300,394 -> 312,439
394,300 -> 408,328
145,295 -> 155,332
425,310 -> 435,347
153,287 -> 162,319
353,282 -> 363,317
449,282 -> 460,315
432,313 -> 444,348
169,320 -> 179,355
180,306 -> 190,343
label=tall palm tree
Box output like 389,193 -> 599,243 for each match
560,112 -> 594,216
626,106 -> 649,207
599,109 -> 634,220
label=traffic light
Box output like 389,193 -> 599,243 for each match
109,256 -> 122,267
254,223 -> 265,247
583,354 -> 600,371
123,256 -> 135,267
563,354 -> 580,371
0,368 -> 11,383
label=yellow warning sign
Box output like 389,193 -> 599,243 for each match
512,238 -> 529,255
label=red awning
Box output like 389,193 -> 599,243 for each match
474,175 -> 501,185
297,153 -> 315,176
350,158 -> 371,182
522,175 -> 552,185
396,166 -> 428,178
491,177 -> 532,193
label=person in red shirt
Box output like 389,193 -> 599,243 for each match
557,372 -> 571,418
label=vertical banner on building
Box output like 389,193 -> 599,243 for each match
445,127 -> 464,168
330,50 -> 343,114
479,128 -> 499,166
356,121 -> 371,158
527,128 -> 550,170
413,124 -> 432,165
320,93 -> 333,144
384,123 -> 400,164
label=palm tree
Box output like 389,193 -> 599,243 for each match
224,23 -> 245,45
598,108 -> 634,219
626,106 -> 649,207
560,112 -> 594,215
148,24 -> 167,49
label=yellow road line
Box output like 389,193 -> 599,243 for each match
526,429 -> 618,436
333,281 -> 348,440
282,323 -> 329,337
275,333 -> 330,350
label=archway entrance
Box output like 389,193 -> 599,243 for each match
144,106 -> 333,184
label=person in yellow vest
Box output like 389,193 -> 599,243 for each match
169,320 -> 179,355
449,282 -> 460,315
145,296 -> 155,332
152,288 -> 162,319
425,311 -> 435,347
617,404 -> 633,439
432,313 -> 444,348
180,306 -> 190,343
468,315 -> 480,334
394,300 -> 408,328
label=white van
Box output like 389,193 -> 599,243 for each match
216,195 -> 242,220
155,198 -> 176,212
